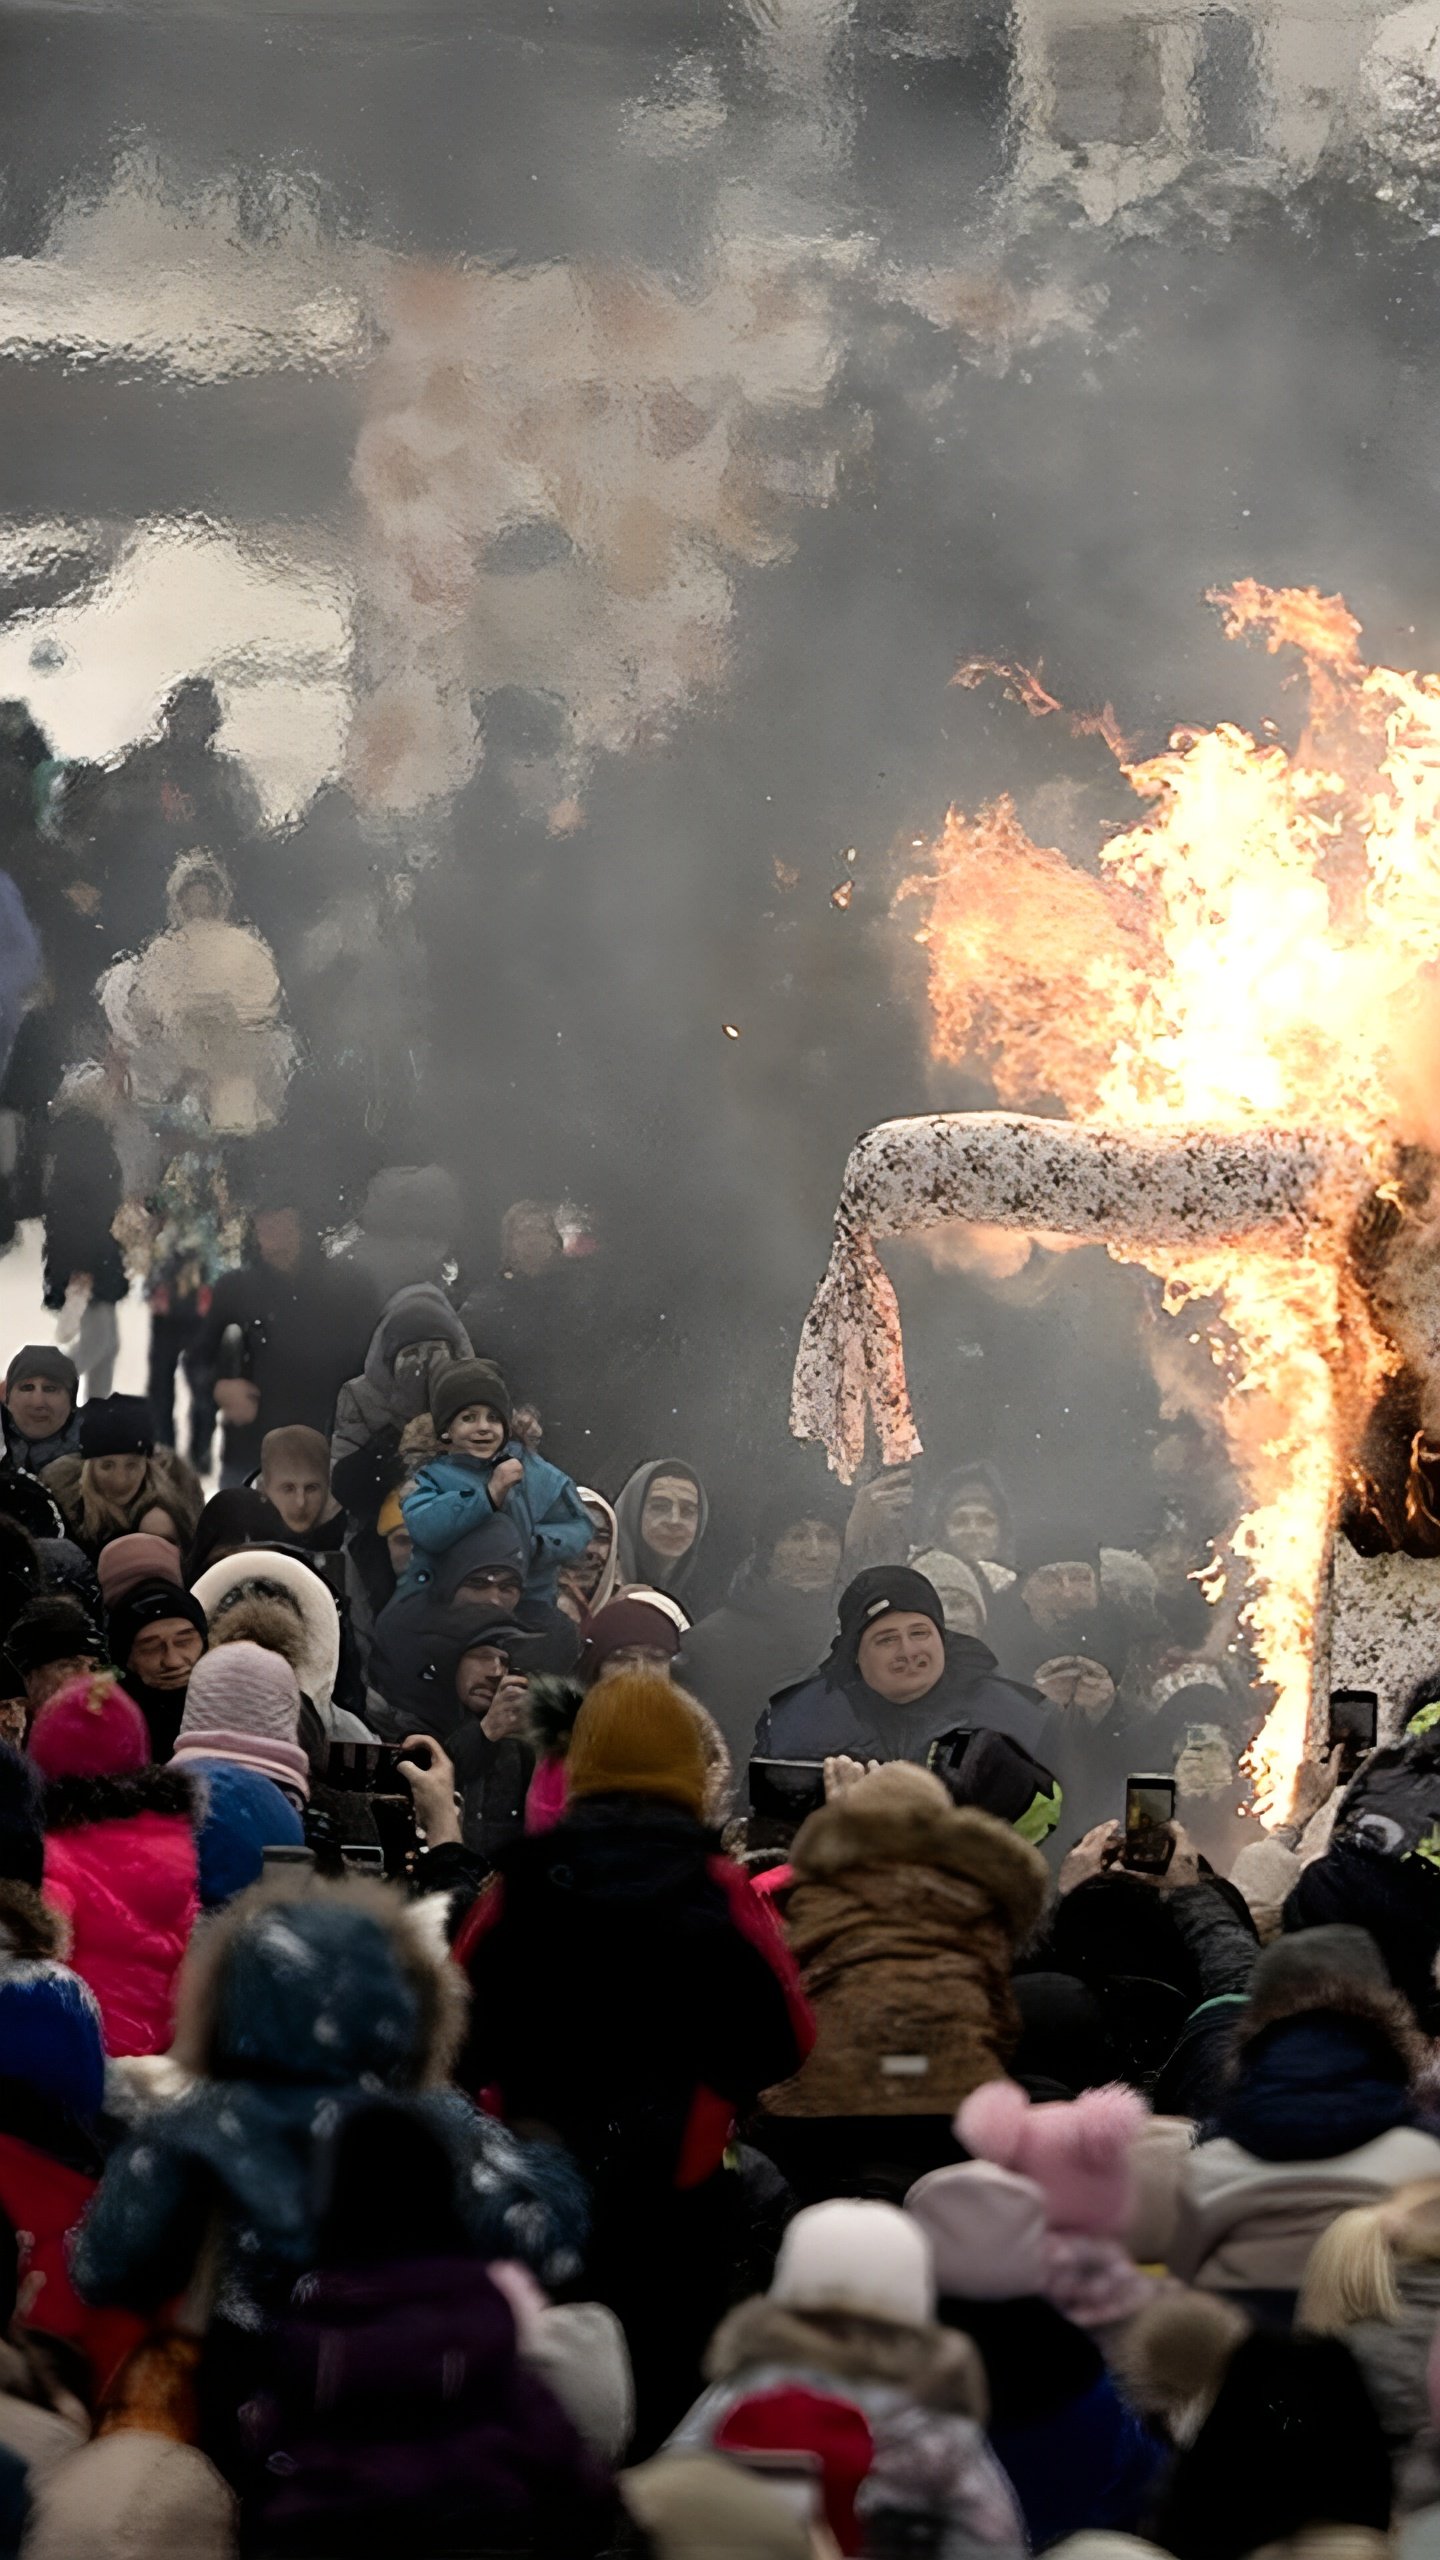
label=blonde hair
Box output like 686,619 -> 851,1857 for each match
1299,2179 -> 1440,2333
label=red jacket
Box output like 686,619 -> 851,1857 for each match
43,1768 -> 199,2057
0,2134 -> 145,2391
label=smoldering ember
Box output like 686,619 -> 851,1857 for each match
10,4 -> 1440,2555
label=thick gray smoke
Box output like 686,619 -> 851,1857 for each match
1,0 -> 1437,1561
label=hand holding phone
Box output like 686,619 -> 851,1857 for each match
1328,1688 -> 1378,1773
1122,1774 -> 1177,1873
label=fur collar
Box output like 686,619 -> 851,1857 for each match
0,1877 -> 64,1961
1235,1967 -> 1426,2077
790,1790 -> 1046,1937
44,1765 -> 196,1834
169,1867 -> 466,2085
705,2294 -> 988,2419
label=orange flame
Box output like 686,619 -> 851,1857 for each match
911,585 -> 1440,1818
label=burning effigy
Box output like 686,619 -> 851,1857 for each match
793,586 -> 1440,1820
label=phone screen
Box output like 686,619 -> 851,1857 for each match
748,1758 -> 827,1829
1329,1689 -> 1378,1759
1123,1773 -> 1177,1871
324,1741 -> 410,1795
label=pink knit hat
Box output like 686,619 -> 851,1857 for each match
956,2081 -> 1147,2238
171,1642 -> 309,1801
97,1534 -> 184,1609
906,2161 -> 1050,2300
28,1674 -> 150,1779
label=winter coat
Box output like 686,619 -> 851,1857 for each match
330,1281 -> 473,1482
454,1799 -> 813,2194
41,1102 -> 128,1309
190,1250 -> 379,1476
676,1570 -> 839,1775
761,1788 -> 1047,2119
668,2294 -> 1026,2560
190,1547 -> 371,1737
73,1875 -> 589,2335
447,1720 -> 535,1869
1172,1971 -> 1440,2300
367,1527 -> 580,1740
0,1878 -> 144,2391
758,1631 -> 1063,1775
41,1765 -> 199,2057
244,2254 -> 614,2553
399,1447 -> 592,1610
943,2293 -> 1164,2549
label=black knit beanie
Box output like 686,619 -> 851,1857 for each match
5,1595 -> 104,1678
79,1395 -> 156,1461
431,1359 -> 512,1440
834,1566 -> 945,1674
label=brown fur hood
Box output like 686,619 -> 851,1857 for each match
791,1772 -> 1047,1939
208,1592 -> 309,1678
705,2293 -> 989,2421
169,1867 -> 468,2085
44,1765 -> 196,1834
1235,1965 -> 1427,2078
0,1876 -> 66,1962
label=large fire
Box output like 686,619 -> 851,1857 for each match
908,585 -> 1440,1818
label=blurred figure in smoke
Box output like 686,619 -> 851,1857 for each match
614,1458 -> 711,1609
458,1199 -> 630,1472
104,852 -> 294,1139
191,1166 -> 379,1486
139,1144 -> 244,1473
677,1475 -> 845,1773
40,1065 -> 130,1404
105,676 -> 263,888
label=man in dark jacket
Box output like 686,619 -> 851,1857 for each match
676,1481 -> 844,1773
0,1346 -> 80,1477
756,1565 -> 1063,1777
454,1671 -> 812,2454
191,1190 -> 378,1485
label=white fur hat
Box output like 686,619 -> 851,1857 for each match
192,1546 -> 340,1709
769,2198 -> 934,2331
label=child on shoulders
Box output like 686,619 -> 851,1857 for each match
398,1359 -> 591,1608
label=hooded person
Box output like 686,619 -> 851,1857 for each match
340,1165 -> 466,1308
1170,1928 -> 1440,2318
453,1671 -> 814,2452
998,1522 -> 1139,1695
435,1611 -> 543,1868
121,849 -> 292,1138
169,1641 -> 309,1906
757,1565 -> 1063,1776
28,1673 -> 199,2057
676,1479 -> 846,1772
368,1510 -> 578,1741
104,1578 -> 210,1761
557,1486 -> 620,1623
905,2160 -> 1165,2548
924,1463 -> 1019,1595
665,2198 -> 1026,2560
755,1764 -> 1049,2200
72,1870 -> 590,2476
0,1347 -> 79,1479
909,1549 -> 991,1640
190,1545 -> 372,1739
614,1459 -> 712,1607
329,1280 -> 473,1489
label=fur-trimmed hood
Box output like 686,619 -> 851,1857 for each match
0,1874 -> 66,1961
43,1765 -> 196,1835
192,1547 -> 339,1708
1234,1967 -> 1427,2081
704,2292 -> 989,2420
169,1868 -> 466,2090
790,1773 -> 1047,1939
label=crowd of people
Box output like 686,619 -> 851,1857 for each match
6,680 -> 1440,2556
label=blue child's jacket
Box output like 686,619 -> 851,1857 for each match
398,1444 -> 591,1607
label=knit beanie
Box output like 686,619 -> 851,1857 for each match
5,1344 -> 77,1401
834,1566 -> 945,1674
906,2161 -> 1050,2301
28,1673 -> 150,1779
956,2081 -> 1147,2239
770,2198 -> 935,2332
173,1640 -> 309,1800
715,2386 -> 874,2556
98,1534 -> 184,1609
909,1549 -> 988,1627
0,1741 -> 44,1887
566,1672 -> 708,1818
107,1579 -> 209,1674
431,1359 -> 512,1439
4,1595 -> 104,1679
577,1596 -> 683,1683
78,1395 -> 156,1461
